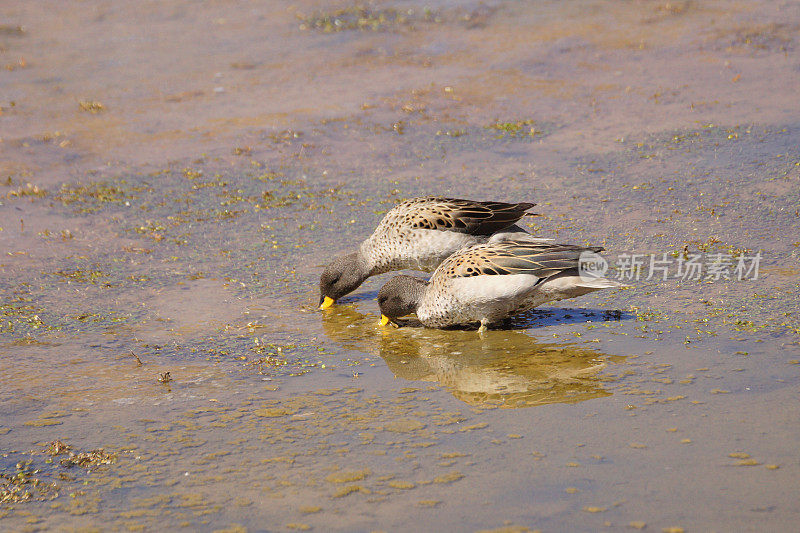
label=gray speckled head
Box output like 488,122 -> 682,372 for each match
319,252 -> 370,305
378,275 -> 429,320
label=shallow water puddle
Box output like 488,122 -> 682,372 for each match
3,0 -> 800,530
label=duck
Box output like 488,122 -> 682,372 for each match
319,197 -> 545,309
377,240 -> 622,333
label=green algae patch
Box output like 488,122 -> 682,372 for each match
24,418 -> 63,427
417,500 -> 441,508
119,509 -> 160,519
486,119 -> 548,139
459,422 -> 488,432
5,183 -> 47,200
47,441 -> 115,469
383,417 -> 426,433
52,269 -> 109,284
325,469 -> 370,483
212,524 -> 247,533
433,471 -> 464,484
476,527 -> 535,533
78,100 -> 105,113
253,408 -> 297,418
64,493 -> 101,515
582,506 -> 607,513
55,180 -> 145,213
331,485 -> 369,498
0,460 -> 60,504
387,480 -> 416,490
298,6 -> 437,33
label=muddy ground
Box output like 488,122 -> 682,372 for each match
1,0 -> 799,531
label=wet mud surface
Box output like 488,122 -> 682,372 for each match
2,0 -> 799,531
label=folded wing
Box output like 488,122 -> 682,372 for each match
399,197 -> 536,236
436,241 -> 604,280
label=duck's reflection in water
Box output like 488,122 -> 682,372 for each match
322,306 -> 624,408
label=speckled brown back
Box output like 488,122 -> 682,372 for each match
383,197 -> 535,236
434,241 -> 604,279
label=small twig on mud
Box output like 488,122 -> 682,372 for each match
128,351 -> 143,366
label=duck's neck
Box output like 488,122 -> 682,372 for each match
406,277 -> 430,312
359,238 -> 395,276
348,250 -> 372,281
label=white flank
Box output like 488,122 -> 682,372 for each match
450,274 -> 541,303
412,229 -> 479,268
539,275 -> 623,299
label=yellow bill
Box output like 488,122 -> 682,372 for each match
379,314 -> 391,326
319,296 -> 335,310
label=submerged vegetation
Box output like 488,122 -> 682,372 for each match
486,119 -> 542,138
0,442 -> 114,506
55,180 -> 145,213
2,3 -> 799,529
297,5 -> 438,33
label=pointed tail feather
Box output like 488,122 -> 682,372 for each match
576,277 -> 626,290
488,226 -> 553,243
541,274 -> 626,300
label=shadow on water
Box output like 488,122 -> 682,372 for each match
322,306 -> 626,408
335,290 -> 632,330
504,307 -> 632,329
336,289 -> 380,305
